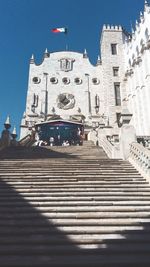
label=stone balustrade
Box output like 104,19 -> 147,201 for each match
129,142 -> 150,179
89,129 -> 121,159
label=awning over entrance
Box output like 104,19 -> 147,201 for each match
35,119 -> 84,146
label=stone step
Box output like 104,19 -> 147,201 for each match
2,188 -> 150,193
0,225 -> 148,235
1,254 -> 150,267
1,186 -> 150,191
1,199 -> 150,206
1,191 -> 150,197
0,243 -> 150,255
2,181 -> 147,185
0,143 -> 150,266
1,210 -> 150,219
1,204 -> 150,211
2,233 -> 150,244
0,217 -> 150,226
0,171 -> 138,175
1,194 -> 150,201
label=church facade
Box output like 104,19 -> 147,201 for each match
20,1 -> 150,141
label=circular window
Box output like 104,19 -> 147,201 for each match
92,78 -> 100,85
50,77 -> 58,84
32,77 -> 41,84
62,77 -> 70,84
74,77 -> 82,85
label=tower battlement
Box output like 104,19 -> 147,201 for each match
102,24 -> 122,31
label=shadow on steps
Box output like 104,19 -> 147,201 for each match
0,161 -> 150,266
0,177 -> 150,267
0,146 -> 77,159
0,142 -> 108,160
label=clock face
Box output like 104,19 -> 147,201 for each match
57,93 -> 75,110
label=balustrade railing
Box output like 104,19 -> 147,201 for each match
89,130 -> 121,158
129,142 -> 150,179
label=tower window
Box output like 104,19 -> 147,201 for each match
113,67 -> 119,76
111,44 -> 117,55
114,83 -> 121,106
116,112 -> 121,127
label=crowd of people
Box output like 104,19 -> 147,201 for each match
34,128 -> 83,147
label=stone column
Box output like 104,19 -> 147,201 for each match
143,49 -> 150,134
131,68 -> 139,134
85,74 -> 91,116
119,110 -> 136,160
11,126 -> 18,147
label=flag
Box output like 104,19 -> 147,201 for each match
51,27 -> 67,34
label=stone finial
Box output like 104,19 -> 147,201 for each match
135,20 -> 139,27
144,0 -> 150,12
52,107 -> 55,114
77,107 -> 81,113
44,48 -> 50,58
5,115 -> 10,125
140,11 -> 143,17
23,111 -> 26,118
131,26 -> 135,34
96,55 -> 101,65
140,11 -> 144,23
12,126 -> 17,135
4,115 -> 11,129
11,126 -> 18,146
30,54 -> 35,64
83,48 -> 88,58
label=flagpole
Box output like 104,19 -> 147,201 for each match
65,27 -> 68,51
51,27 -> 68,51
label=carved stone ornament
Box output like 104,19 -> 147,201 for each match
59,58 -> 75,72
57,93 -> 75,110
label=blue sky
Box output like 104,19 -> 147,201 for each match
0,0 -> 146,137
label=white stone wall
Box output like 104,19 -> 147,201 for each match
20,51 -> 104,139
20,1 -> 150,140
124,3 -> 150,136
100,25 -> 126,127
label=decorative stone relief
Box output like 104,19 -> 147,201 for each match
57,93 -> 75,110
59,58 -> 75,72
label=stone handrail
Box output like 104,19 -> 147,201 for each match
99,135 -> 121,159
89,130 -> 121,158
19,134 -> 32,147
99,136 -> 115,158
129,142 -> 150,179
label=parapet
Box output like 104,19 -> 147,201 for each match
102,24 -> 123,31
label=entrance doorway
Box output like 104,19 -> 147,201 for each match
35,120 -> 84,146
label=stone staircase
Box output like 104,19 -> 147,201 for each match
0,141 -> 150,266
